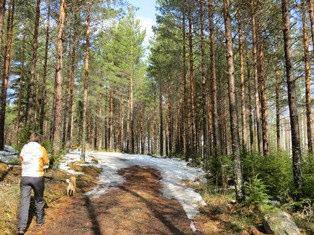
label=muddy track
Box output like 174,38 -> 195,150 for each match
27,166 -> 194,235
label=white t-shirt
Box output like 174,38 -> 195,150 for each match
20,142 -> 49,177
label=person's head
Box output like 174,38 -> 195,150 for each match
30,133 -> 41,143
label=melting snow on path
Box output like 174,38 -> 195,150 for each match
60,151 -> 206,225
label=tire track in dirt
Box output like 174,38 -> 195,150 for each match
27,166 -> 194,235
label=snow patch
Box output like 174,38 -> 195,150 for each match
0,145 -> 19,164
62,151 -> 206,220
190,221 -> 197,232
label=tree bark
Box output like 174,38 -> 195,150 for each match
223,0 -> 244,201
66,7 -> 79,148
307,0 -> 314,47
200,0 -> 207,158
16,33 -> 27,145
237,8 -> 248,152
109,90 -> 114,149
188,9 -> 196,155
208,0 -> 219,157
281,0 -> 303,192
159,86 -> 164,156
81,2 -> 91,161
28,0 -> 41,128
182,11 -> 188,160
247,62 -> 254,152
0,0 -> 14,150
52,0 -> 66,155
127,70 -> 134,153
251,0 -> 262,153
167,98 -> 173,155
301,0 -> 313,154
39,0 -> 51,136
0,0 -> 6,50
275,69 -> 281,150
258,44 -> 269,156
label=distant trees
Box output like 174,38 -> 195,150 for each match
149,0 -> 313,199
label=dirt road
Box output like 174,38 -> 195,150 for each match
27,166 -> 194,235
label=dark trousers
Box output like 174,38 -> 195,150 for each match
18,177 -> 45,231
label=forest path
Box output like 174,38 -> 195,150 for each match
26,166 -> 195,235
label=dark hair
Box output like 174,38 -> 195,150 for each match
30,133 -> 41,142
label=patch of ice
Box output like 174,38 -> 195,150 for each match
63,151 -> 206,220
58,152 -> 91,175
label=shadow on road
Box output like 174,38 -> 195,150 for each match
84,196 -> 102,235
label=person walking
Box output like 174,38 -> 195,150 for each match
18,133 -> 49,235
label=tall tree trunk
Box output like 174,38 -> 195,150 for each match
301,0 -> 313,154
237,8 -> 248,152
16,33 -> 27,145
0,0 -> 6,50
247,62 -> 254,152
127,71 -> 134,153
0,0 -> 14,150
39,0 -> 51,136
275,69 -> 281,150
188,9 -> 196,155
93,114 -> 98,150
281,0 -> 303,192
81,2 -> 91,161
200,0 -> 207,158
307,0 -> 314,47
29,0 -> 41,128
52,0 -> 66,155
208,0 -> 219,156
109,90 -> 114,149
182,11 -> 188,160
167,98 -> 173,155
258,44 -> 269,156
66,3 -> 79,148
223,0 -> 244,201
159,85 -> 164,156
120,100 -> 124,150
251,0 -> 262,153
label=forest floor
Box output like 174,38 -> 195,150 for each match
0,152 -> 281,235
26,166 -> 195,235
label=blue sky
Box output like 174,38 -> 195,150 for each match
128,0 -> 157,48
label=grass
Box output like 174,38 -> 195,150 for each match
186,180 -> 264,234
0,161 -> 102,234
0,162 -> 8,178
0,182 -> 20,234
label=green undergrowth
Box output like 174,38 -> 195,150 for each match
189,181 -> 264,233
187,152 -> 314,234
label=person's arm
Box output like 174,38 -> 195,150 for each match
19,147 -> 25,163
40,146 -> 49,166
